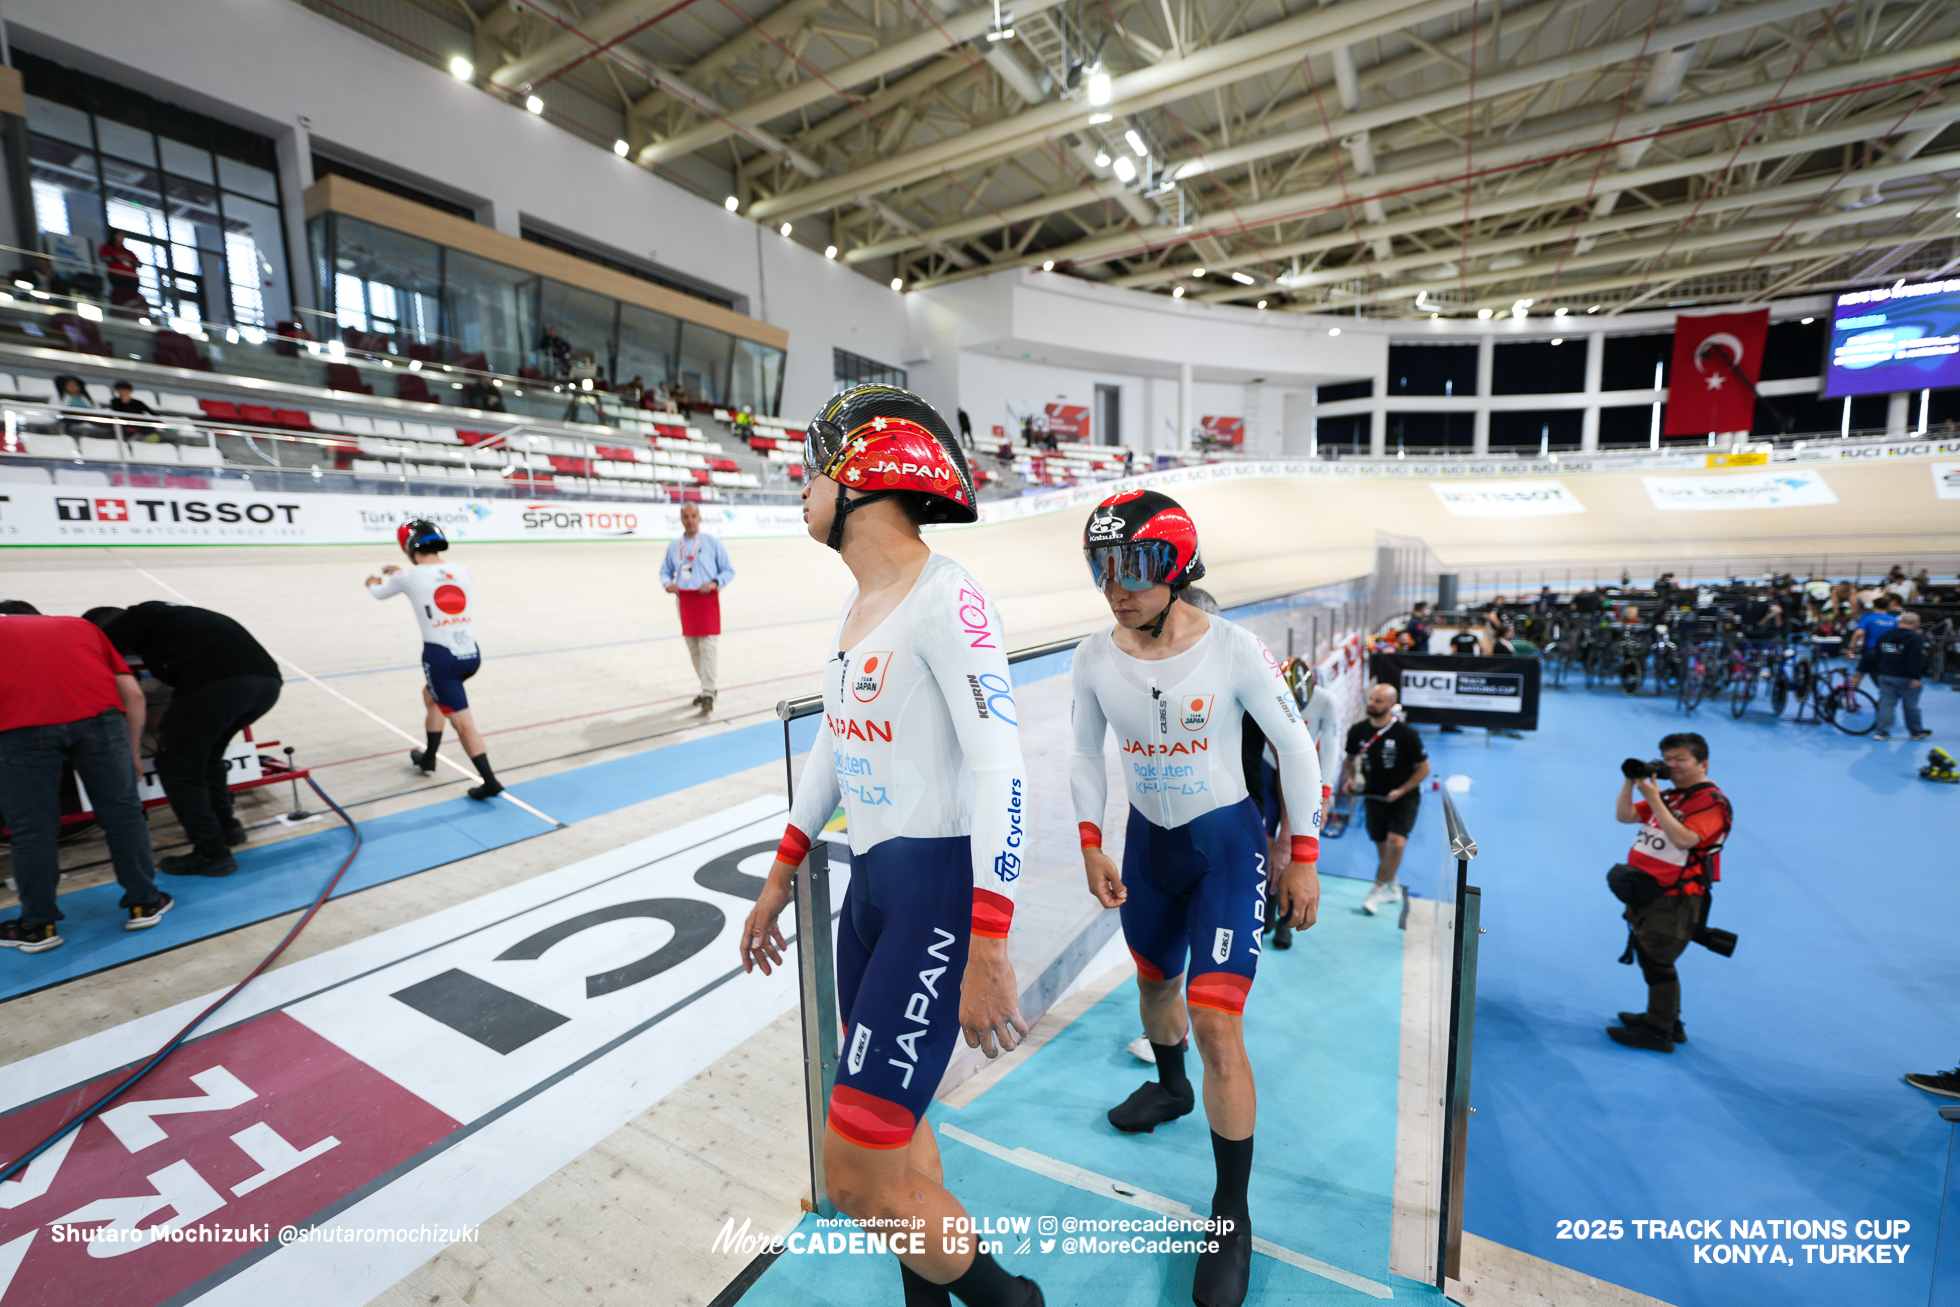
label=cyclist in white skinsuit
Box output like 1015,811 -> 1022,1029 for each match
1070,489 -> 1321,1307
739,386 -> 1042,1307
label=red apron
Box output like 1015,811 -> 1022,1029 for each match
677,588 -> 721,637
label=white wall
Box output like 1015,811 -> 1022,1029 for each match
6,0 -> 905,421
954,352 -> 1150,448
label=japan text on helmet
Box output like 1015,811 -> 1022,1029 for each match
804,385 -> 976,550
398,519 -> 448,555
1082,489 -> 1205,593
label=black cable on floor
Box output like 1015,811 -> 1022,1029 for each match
0,774 -> 362,1185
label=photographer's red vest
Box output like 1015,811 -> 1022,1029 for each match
1627,782 -> 1731,895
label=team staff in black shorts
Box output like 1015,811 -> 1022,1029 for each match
1344,683 -> 1429,916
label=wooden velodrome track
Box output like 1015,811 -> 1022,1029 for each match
0,455 -> 1947,1306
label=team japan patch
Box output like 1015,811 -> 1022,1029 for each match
853,652 -> 893,702
1212,928 -> 1234,965
1181,694 -> 1214,731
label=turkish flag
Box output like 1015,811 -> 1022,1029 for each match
1663,309 -> 1769,436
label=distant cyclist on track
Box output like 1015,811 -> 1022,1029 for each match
365,519 -> 504,801
1070,489 -> 1323,1307
739,385 -> 1043,1307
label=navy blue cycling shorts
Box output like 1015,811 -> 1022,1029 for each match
830,834 -> 972,1150
421,642 -> 481,715
1121,798 -> 1267,1015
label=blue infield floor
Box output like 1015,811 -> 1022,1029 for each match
1439,675 -> 1958,1307
738,875 -> 1444,1306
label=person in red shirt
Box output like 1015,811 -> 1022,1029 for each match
0,604 -> 172,952
1607,732 -> 1731,1053
99,230 -> 148,316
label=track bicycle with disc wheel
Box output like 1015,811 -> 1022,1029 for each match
1811,659 -> 1879,735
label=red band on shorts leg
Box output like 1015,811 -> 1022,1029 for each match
1187,972 -> 1252,1015
1128,947 -> 1167,983
828,1084 -> 916,1149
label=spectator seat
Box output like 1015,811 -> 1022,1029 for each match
51,314 -> 111,356
327,363 -> 374,396
153,331 -> 211,370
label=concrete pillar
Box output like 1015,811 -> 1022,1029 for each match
1177,361 -> 1193,450
1370,395 -> 1387,458
1886,391 -> 1909,437
274,119 -> 315,316
1473,334 -> 1494,456
1581,331 -> 1603,451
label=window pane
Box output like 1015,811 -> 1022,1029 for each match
158,137 -> 214,183
331,215 -> 443,346
731,339 -> 784,415
24,95 -> 91,148
221,193 -> 290,326
443,247 -> 539,375
537,279 -> 617,382
27,136 -> 107,248
616,303 -> 680,395
677,321 -> 733,405
218,155 -> 279,203
94,116 -> 154,167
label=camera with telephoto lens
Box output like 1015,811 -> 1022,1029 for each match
1621,758 -> 1669,780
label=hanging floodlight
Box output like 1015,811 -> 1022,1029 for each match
1125,129 -> 1148,156
1112,156 -> 1136,183
985,0 -> 1014,40
1088,67 -> 1111,106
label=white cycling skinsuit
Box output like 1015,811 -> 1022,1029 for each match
367,562 -> 478,655
776,552 -> 1028,1147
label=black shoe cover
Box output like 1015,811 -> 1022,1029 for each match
1273,925 -> 1293,950
1607,1023 -> 1675,1053
1617,1012 -> 1686,1043
468,781 -> 505,801
1193,1216 -> 1251,1307
1107,1079 -> 1195,1133
409,749 -> 436,774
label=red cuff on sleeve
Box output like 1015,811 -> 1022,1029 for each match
1291,835 -> 1320,863
1321,784 -> 1332,804
973,888 -> 1015,939
776,825 -> 812,868
1078,822 -> 1103,850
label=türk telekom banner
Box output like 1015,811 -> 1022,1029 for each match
1369,652 -> 1541,730
0,484 -> 809,547
1640,468 -> 1839,511
1933,461 -> 1960,499
1428,479 -> 1586,516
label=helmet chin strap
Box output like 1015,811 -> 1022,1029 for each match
1140,589 -> 1181,640
824,480 -> 901,553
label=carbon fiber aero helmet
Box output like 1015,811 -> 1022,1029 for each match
804,385 -> 976,550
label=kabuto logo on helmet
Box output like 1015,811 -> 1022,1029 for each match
1086,508 -> 1124,541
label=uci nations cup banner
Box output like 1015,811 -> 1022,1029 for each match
1369,652 -> 1541,730
0,484 -> 809,547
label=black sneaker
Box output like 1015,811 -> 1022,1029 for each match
0,920 -> 64,952
1607,1023 -> 1675,1053
1107,1079 -> 1196,1133
1872,731 -> 1891,741
1618,1012 -> 1686,1043
159,851 -> 238,877
1193,1214 -> 1252,1307
1910,731 -> 1933,741
222,821 -> 248,847
1904,1068 -> 1960,1100
127,892 -> 175,931
468,781 -> 505,801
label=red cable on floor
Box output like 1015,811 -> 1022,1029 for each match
0,775 -> 362,1186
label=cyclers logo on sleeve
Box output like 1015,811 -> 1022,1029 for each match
995,778 -> 1024,881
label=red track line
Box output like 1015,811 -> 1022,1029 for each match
1544,0 -> 1670,291
1616,0 -> 1850,306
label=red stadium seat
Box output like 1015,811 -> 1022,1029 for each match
273,409 -> 313,430
51,313 -> 111,356
397,374 -> 437,404
406,342 -> 438,364
690,468 -> 711,484
239,404 -> 278,425
198,399 -> 241,421
327,363 -> 373,395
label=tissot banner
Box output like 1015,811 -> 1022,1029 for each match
1428,478 -> 1586,516
1369,653 -> 1541,730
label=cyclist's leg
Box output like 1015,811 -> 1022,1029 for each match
1112,808 -> 1199,1130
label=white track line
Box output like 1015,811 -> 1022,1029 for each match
938,1122 -> 1394,1299
118,560 -> 563,829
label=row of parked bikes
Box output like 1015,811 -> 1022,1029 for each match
1533,617 -> 1950,732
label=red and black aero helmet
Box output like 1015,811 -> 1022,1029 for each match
805,384 -> 976,549
1082,490 -> 1204,592
397,519 -> 448,555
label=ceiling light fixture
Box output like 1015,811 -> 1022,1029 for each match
1094,150 -> 1111,167
891,277 -> 904,290
1329,327 -> 1341,336
1125,129 -> 1148,156
1478,308 -> 1494,320
1554,306 -> 1568,317
724,196 -> 739,211
1042,260 -> 1055,271
449,56 -> 474,80
1587,304 -> 1600,313
1112,156 -> 1136,183
1230,271 -> 1255,285
526,95 -> 544,114
1801,316 -> 1814,324
1551,338 -> 1563,346
780,222 -> 793,236
1257,300 -> 1267,309
613,139 -> 630,157
1088,68 -> 1111,107
1192,267 -> 1206,277
1173,286 -> 1185,297
825,245 -> 838,259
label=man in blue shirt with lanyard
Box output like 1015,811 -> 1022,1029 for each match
661,503 -> 736,712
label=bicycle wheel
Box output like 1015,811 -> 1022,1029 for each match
1659,649 -> 1682,690
1619,655 -> 1644,696
1679,661 -> 1704,713
1829,685 -> 1878,735
1791,658 -> 1814,704
1704,653 -> 1730,696
1770,673 -> 1788,717
1729,668 -> 1754,718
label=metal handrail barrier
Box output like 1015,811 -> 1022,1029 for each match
1436,790 -> 1483,1290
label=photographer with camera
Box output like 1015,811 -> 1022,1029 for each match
1605,733 -> 1733,1053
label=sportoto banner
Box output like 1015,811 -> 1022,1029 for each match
0,484 -> 807,547
1369,653 -> 1542,730
1639,468 -> 1839,511
1428,479 -> 1586,516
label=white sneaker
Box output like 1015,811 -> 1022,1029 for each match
1360,882 -> 1390,915
1127,1035 -> 1156,1064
